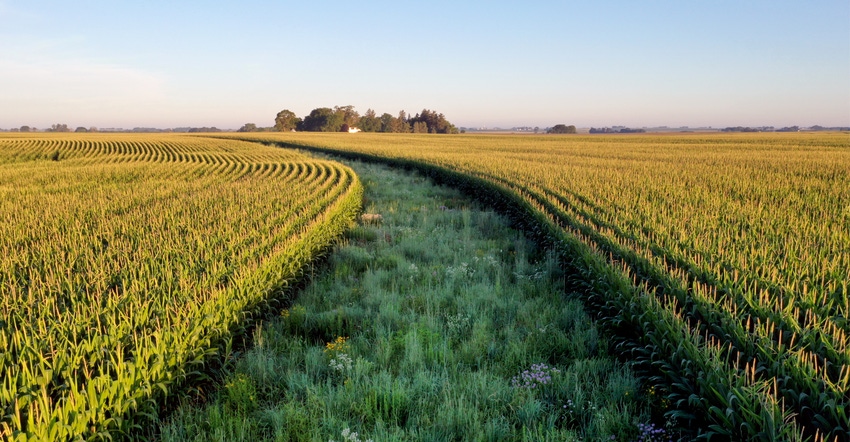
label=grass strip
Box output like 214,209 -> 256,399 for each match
160,160 -> 662,441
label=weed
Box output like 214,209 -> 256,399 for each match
511,363 -> 561,390
330,427 -> 373,442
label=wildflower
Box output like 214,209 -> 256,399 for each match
511,363 -> 560,389
325,336 -> 350,356
329,353 -> 354,372
634,422 -> 671,442
446,262 -> 474,278
446,312 -> 471,334
330,427 -> 373,442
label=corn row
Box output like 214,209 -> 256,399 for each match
0,134 -> 362,440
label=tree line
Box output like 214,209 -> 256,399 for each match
546,124 -> 576,134
8,124 -> 90,133
589,127 -> 646,133
5,125 -> 226,133
238,106 -> 459,134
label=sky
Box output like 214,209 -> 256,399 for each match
1,0 -> 848,130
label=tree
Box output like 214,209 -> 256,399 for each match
238,123 -> 258,132
301,107 -> 344,132
379,113 -> 394,133
358,109 -> 381,132
19,126 -> 30,132
409,109 -> 458,134
273,106 -> 457,134
391,110 -> 410,133
334,105 -> 360,129
49,124 -> 70,132
547,124 -> 576,134
412,121 -> 428,133
274,109 -> 301,132
75,127 -> 88,133
89,127 -> 98,133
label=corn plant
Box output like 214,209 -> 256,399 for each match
0,134 -> 362,440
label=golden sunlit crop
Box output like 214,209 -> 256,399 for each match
0,133 -> 362,440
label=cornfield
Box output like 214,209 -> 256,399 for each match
0,134 -> 362,440
227,131 -> 850,440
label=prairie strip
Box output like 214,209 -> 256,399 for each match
160,159 -> 655,441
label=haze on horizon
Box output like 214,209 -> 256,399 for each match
1,0 -> 848,130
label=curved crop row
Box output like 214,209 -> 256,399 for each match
0,134 -> 363,440
224,132 -> 849,441
0,133 -> 306,167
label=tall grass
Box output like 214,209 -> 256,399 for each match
161,160 -> 654,441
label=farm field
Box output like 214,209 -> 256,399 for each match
223,132 -> 850,440
0,134 -> 362,440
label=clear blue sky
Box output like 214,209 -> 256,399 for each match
1,0 -> 848,129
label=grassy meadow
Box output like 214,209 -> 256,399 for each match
220,131 -> 850,441
160,160 -> 657,442
0,134 -> 362,440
